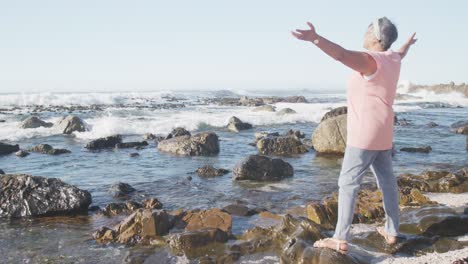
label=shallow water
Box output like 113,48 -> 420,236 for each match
0,87 -> 467,263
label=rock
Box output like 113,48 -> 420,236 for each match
29,144 -> 71,155
130,152 -> 139,157
427,121 -> 439,127
254,131 -> 280,141
0,174 -> 92,217
0,142 -> 20,155
450,121 -> 468,135
182,208 -> 232,234
320,106 -> 347,122
233,155 -> 294,181
227,116 -> 252,132
19,116 -> 53,129
143,133 -> 156,140
157,132 -> 220,156
195,165 -> 229,177
55,115 -> 87,134
94,208 -> 172,244
311,114 -> 347,154
109,182 -> 136,198
400,146 -> 432,153
222,204 -> 254,216
0,119 -> 5,123
166,127 -> 191,139
15,150 -> 29,157
397,167 -> 468,193
305,186 -> 435,229
0,169 -> 4,174
142,198 -> 163,209
277,108 -> 297,115
396,118 -> 411,126
85,135 -> 122,150
252,105 -> 276,112
256,136 -> 308,156
115,141 -> 148,149
102,201 -> 142,216
284,129 -> 305,139
167,228 -> 229,252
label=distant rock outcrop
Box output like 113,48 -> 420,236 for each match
19,116 -> 53,129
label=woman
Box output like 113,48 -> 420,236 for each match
292,17 -> 417,253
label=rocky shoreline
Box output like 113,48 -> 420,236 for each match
1,95 -> 468,263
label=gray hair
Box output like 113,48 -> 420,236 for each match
373,17 -> 398,50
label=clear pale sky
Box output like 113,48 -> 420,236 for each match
0,0 -> 466,93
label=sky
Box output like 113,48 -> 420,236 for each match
0,0 -> 467,93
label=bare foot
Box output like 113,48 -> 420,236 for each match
376,226 -> 397,245
313,237 -> 349,254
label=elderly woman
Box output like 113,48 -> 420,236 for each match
292,17 -> 417,253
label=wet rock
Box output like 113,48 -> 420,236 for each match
55,115 -> 87,134
281,239 -> 359,264
0,142 -> 20,155
400,145 -> 432,153
15,150 -> 29,157
167,228 -> 229,252
284,129 -> 305,139
0,119 -> 5,123
311,114 -> 347,155
396,118 -> 411,126
19,116 -> 53,129
233,155 -> 294,181
306,186 -> 435,229
142,198 -> 163,209
277,108 -> 297,115
29,144 -> 71,155
427,121 -> 439,127
166,127 -> 191,139
407,82 -> 468,97
0,174 -> 92,217
252,105 -> 276,112
157,132 -> 220,156
129,152 -> 139,157
115,141 -> 148,149
450,121 -> 468,135
94,208 -> 172,244
85,135 -> 122,150
256,135 -> 308,156
254,131 -> 280,141
227,116 -> 252,132
195,165 -> 229,177
102,201 -> 142,216
0,169 -> 4,174
109,182 -> 136,198
182,208 -> 232,234
222,204 -> 255,216
320,106 -> 347,122
397,167 -> 468,193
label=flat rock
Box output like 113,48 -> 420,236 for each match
0,142 -> 20,155
257,135 -> 308,156
400,146 -> 432,153
157,132 -> 219,156
29,144 -> 71,155
85,135 -> 122,150
195,165 -> 229,177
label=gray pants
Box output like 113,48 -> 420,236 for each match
333,145 -> 399,241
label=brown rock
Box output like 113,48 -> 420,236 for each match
183,208 -> 232,234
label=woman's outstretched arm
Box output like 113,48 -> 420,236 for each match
292,22 -> 376,76
398,32 -> 417,59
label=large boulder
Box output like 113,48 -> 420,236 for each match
233,155 -> 294,181
0,142 -> 20,155
93,208 -> 172,244
19,116 -> 53,129
311,114 -> 347,154
85,135 -> 122,150
28,144 -> 71,155
320,106 -> 347,122
256,135 -> 308,156
227,116 -> 252,132
55,115 -> 87,134
0,174 -> 92,217
157,132 -> 219,156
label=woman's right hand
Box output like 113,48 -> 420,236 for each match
291,22 -> 318,42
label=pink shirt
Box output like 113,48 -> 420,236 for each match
346,49 -> 402,150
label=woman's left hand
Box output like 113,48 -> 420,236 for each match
291,22 -> 318,42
